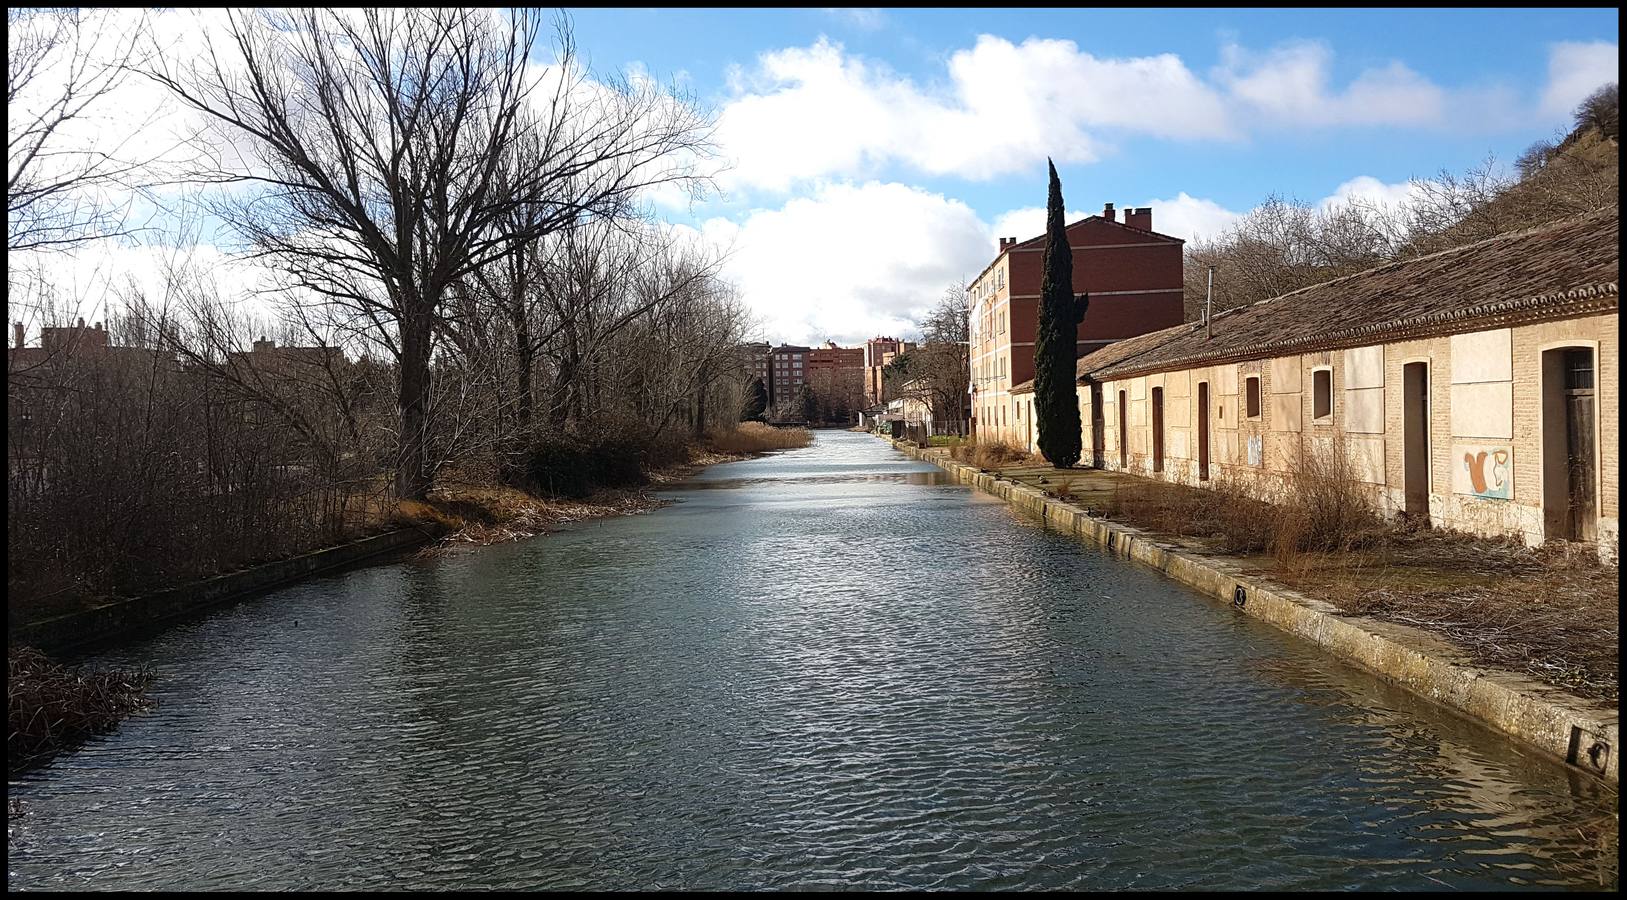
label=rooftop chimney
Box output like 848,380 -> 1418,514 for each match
13,322 -> 23,349
1124,206 -> 1152,232
998,236 -> 1016,252
1102,202 -> 1115,222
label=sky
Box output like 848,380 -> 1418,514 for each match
10,8 -> 1620,347
562,7 -> 1618,344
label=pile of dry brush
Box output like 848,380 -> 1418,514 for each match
8,647 -> 152,775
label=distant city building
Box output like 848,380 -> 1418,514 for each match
863,336 -> 916,406
739,341 -> 773,401
969,202 -> 1184,444
226,337 -> 345,379
807,340 -> 863,376
807,341 -> 866,424
770,344 -> 810,405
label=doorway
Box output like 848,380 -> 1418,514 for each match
1117,390 -> 1127,468
1402,362 -> 1430,519
1090,383 -> 1104,468
1542,347 -> 1598,541
1151,387 -> 1165,472
1197,382 -> 1210,481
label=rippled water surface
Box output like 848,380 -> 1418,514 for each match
7,432 -> 1619,890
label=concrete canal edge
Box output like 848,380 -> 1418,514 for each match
886,437 -> 1619,786
10,526 -> 444,655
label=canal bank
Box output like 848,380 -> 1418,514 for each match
881,436 -> 1619,785
9,526 -> 444,656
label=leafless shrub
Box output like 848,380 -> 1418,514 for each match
952,438 -> 1031,468
1270,439 -> 1385,565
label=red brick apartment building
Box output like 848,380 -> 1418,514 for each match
807,341 -> 863,376
969,202 -> 1184,443
808,341 -> 866,419
769,344 -> 810,404
740,341 -> 772,398
863,336 -> 915,406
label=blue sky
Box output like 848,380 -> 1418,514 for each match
572,7 -> 1616,214
549,7 -> 1627,343
14,9 -> 1618,347
549,8 -> 1617,344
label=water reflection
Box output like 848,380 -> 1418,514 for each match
6,432 -> 1618,891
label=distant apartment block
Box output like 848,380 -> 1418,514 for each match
770,344 -> 810,403
739,340 -> 773,401
807,341 -> 864,376
863,336 -> 915,406
969,202 -> 1184,444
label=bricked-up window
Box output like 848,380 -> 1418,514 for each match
1245,376 -> 1261,418
1313,369 -> 1332,420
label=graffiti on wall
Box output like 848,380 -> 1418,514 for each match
1453,444 -> 1512,500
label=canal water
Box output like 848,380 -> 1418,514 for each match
6,432 -> 1618,890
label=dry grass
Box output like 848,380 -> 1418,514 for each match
1088,452 -> 1619,702
403,479 -> 670,548
9,647 -> 152,775
1281,535 -> 1619,702
951,438 -> 1033,468
1268,440 -> 1387,565
1101,473 -> 1278,554
403,429 -> 809,550
704,422 -> 813,454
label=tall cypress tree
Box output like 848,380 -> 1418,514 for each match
741,377 -> 768,422
1034,159 -> 1089,467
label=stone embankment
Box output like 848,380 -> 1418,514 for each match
11,527 -> 442,655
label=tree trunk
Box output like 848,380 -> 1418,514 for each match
395,317 -> 433,500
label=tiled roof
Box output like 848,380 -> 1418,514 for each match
1078,207 -> 1619,382
1009,324 -> 1195,395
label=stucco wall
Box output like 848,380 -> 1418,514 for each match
1077,312 -> 1618,558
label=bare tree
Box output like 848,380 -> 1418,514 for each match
885,283 -> 970,434
7,8 -> 156,253
1183,195 -> 1406,316
1575,82 -> 1618,140
146,9 -> 714,499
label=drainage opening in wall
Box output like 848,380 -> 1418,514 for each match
1233,585 -> 1247,609
1567,725 -> 1612,776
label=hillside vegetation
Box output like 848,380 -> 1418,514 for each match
1185,82 -> 1619,318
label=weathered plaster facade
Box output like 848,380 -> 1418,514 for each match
1048,314 -> 1619,560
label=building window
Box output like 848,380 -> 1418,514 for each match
1245,376 -> 1261,418
1313,368 -> 1332,420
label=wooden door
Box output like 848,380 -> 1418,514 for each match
1564,349 -> 1597,541
1197,382 -> 1210,481
1090,383 -> 1104,468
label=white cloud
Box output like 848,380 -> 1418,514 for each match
821,8 -> 886,31
715,35 -> 1231,192
986,206 -> 1090,245
715,32 -> 1598,194
1540,41 -> 1618,119
702,181 -> 992,344
1214,40 -> 1444,127
1138,193 -> 1244,243
1319,175 -> 1420,213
